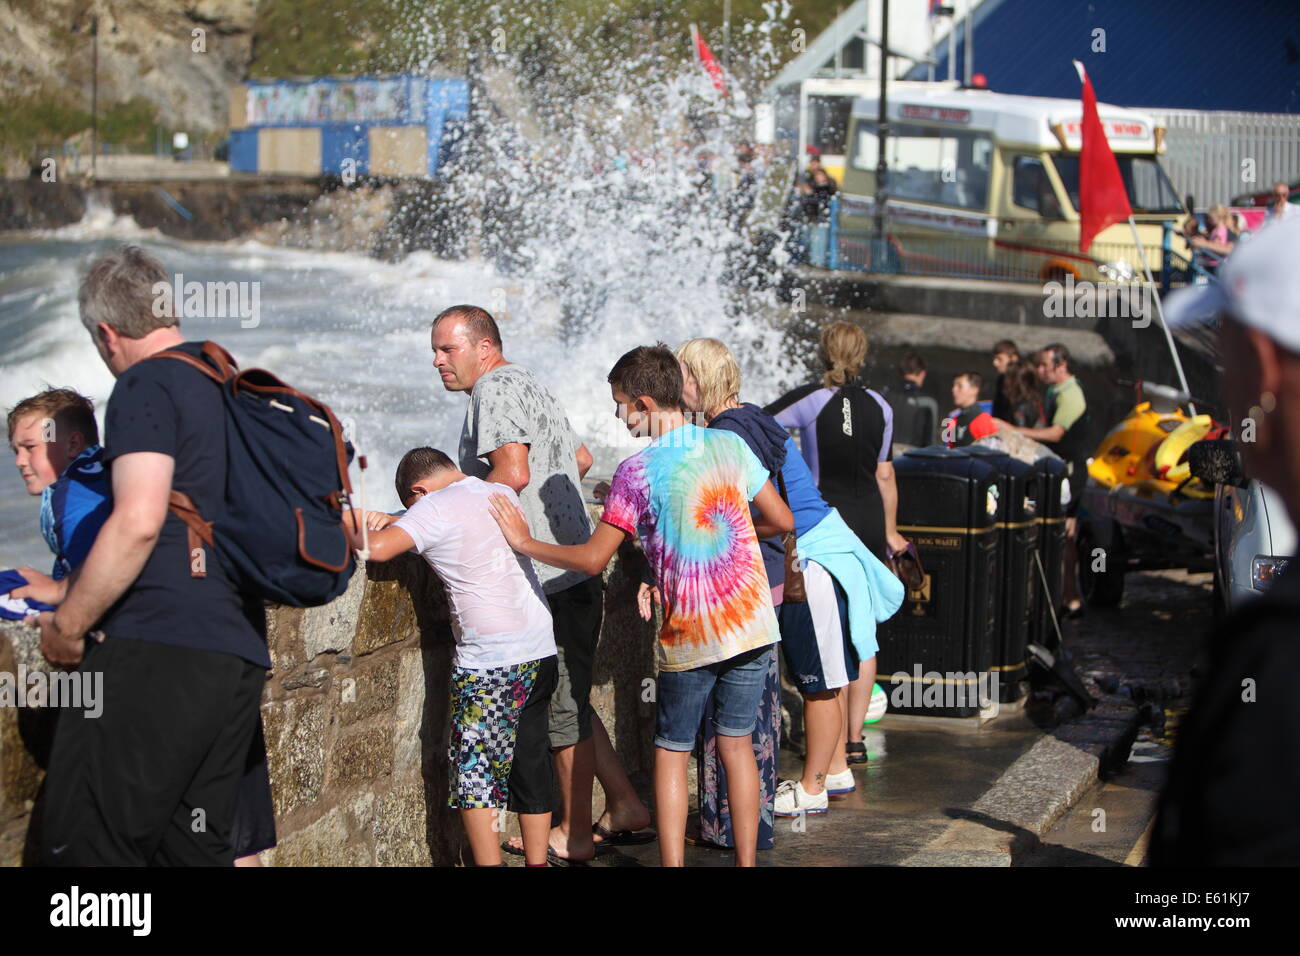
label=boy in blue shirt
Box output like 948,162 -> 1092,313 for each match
4,388 -> 108,611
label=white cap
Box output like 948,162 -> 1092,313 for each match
1164,215 -> 1300,352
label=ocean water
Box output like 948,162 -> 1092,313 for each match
0,198 -> 797,570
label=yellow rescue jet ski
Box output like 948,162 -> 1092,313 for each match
1078,383 -> 1222,606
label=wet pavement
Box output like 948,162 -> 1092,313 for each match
594,711 -> 1043,867
577,568 -> 1211,867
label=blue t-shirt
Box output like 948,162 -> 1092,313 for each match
710,405 -> 832,592
39,445 -> 111,581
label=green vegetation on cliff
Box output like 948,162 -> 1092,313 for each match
249,0 -> 840,88
0,93 -> 163,153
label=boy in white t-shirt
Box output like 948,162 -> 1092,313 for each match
349,447 -> 558,867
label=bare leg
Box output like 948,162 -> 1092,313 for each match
799,689 -> 842,795
550,739 -> 597,861
716,733 -> 760,867
845,655 -> 877,745
654,748 -> 692,867
518,812 -> 552,866
461,808 -> 504,866
1063,516 -> 1082,608
233,854 -> 262,867
591,714 -> 652,839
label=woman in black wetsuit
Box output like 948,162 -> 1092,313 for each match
765,321 -> 909,765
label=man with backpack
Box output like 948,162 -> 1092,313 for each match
38,246 -> 272,865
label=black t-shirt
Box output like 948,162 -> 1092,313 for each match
1150,561 -> 1300,865
100,341 -> 269,668
881,379 -> 938,448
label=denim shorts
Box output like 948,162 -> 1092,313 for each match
654,645 -> 778,752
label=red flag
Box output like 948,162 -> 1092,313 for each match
692,24 -> 728,97
1074,61 -> 1132,253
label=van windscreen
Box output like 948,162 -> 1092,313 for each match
1051,155 -> 1183,214
852,121 -> 993,211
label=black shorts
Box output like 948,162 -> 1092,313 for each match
231,717 -> 277,858
777,562 -> 859,694
40,636 -> 265,867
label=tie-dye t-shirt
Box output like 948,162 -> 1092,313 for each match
600,423 -> 780,672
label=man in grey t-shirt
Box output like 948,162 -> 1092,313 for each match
459,363 -> 593,594
432,304 -> 652,862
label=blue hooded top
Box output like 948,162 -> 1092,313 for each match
709,403 -> 831,589
39,444 -> 111,580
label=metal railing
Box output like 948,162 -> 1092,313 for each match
807,196 -> 1188,285
1159,222 -> 1222,293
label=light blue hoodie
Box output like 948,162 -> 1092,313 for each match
796,508 -> 905,659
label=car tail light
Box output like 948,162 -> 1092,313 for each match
1251,555 -> 1290,591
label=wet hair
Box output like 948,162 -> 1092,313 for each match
432,304 -> 502,348
607,344 -> 682,410
992,339 -> 1020,360
1040,343 -> 1071,369
7,388 -> 99,445
899,352 -> 926,376
79,244 -> 176,340
394,447 -> 455,505
819,322 -> 867,389
954,371 -> 984,392
675,337 -> 741,415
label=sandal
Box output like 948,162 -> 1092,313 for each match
500,841 -> 591,866
845,741 -> 868,764
593,823 -> 657,847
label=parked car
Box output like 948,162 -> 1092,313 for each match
1189,439 -> 1296,615
1229,178 -> 1300,208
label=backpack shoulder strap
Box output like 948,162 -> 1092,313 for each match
144,344 -> 235,578
148,349 -> 225,385
146,341 -> 237,385
168,490 -> 215,578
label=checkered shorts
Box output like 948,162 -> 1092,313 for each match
448,658 -> 548,810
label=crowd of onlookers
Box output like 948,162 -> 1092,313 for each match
1180,181 -> 1294,278
878,336 -> 1091,617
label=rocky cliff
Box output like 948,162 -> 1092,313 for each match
1,0 -> 256,135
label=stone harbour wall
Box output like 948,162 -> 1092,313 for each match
0,513 -> 658,867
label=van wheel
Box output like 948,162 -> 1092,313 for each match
1078,521 -> 1125,607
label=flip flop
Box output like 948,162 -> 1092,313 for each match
500,840 -> 595,866
592,823 -> 657,847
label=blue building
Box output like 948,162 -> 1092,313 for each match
907,0 -> 1300,114
227,75 -> 469,178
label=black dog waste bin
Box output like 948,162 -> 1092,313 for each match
877,447 -> 1000,718
965,444 -> 1043,703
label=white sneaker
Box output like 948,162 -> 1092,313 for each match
825,768 -> 856,795
773,779 -> 829,817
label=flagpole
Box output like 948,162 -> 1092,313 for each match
1126,215 -> 1196,415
